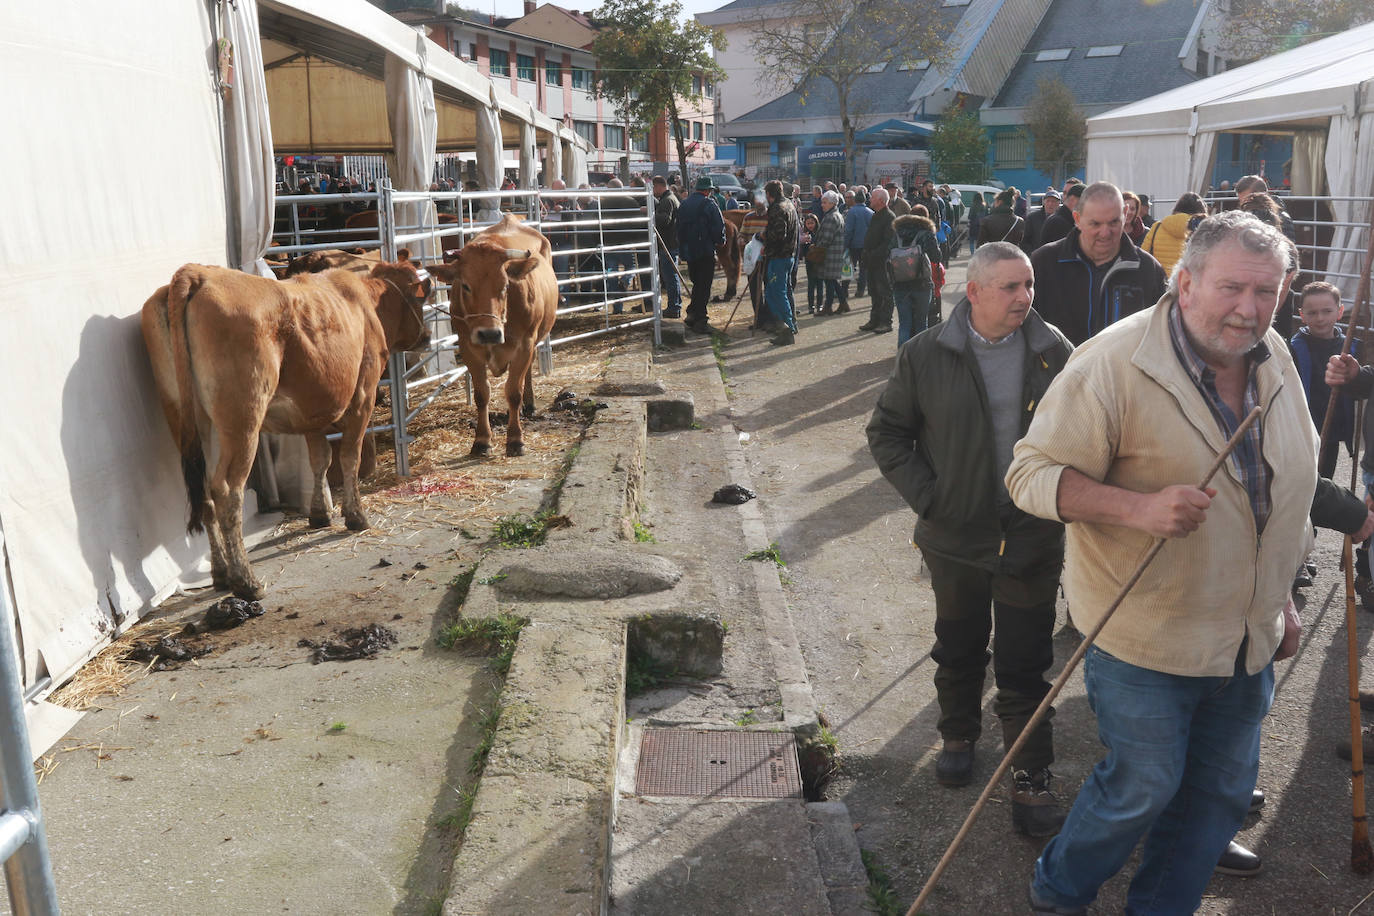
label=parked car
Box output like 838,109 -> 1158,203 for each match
702,172 -> 747,197
947,184 -> 1002,226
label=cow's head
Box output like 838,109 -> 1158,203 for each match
428,244 -> 540,347
369,252 -> 432,352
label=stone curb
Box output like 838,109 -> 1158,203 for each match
443,331 -> 864,915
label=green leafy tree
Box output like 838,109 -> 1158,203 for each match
747,0 -> 947,182
1211,0 -> 1374,63
592,0 -> 725,182
929,110 -> 988,185
1024,77 -> 1085,188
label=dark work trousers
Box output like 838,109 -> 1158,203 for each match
922,547 -> 1060,771
864,257 -> 895,328
685,255 -> 715,325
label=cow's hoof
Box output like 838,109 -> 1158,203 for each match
470,442 -> 491,457
506,441 -> 525,457
522,404 -> 536,419
308,515 -> 331,529
344,514 -> 371,532
231,581 -> 266,601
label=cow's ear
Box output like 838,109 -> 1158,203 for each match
427,261 -> 460,283
505,257 -> 538,280
396,247 -> 412,263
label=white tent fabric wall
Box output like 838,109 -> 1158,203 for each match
1323,110 -> 1374,298
221,0 -> 276,277
546,134 -> 563,188
1291,130 -> 1328,197
520,121 -> 538,189
562,138 -> 577,186
1084,134 -> 1191,204
0,3 -> 237,689
1186,128 -> 1217,204
476,84 -> 504,220
571,144 -> 590,188
384,35 -> 439,259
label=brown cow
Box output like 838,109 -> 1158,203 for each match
141,257 -> 432,599
714,210 -> 744,301
428,214 -> 558,458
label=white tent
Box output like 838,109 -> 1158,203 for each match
0,0 -> 588,729
1086,22 -> 1374,290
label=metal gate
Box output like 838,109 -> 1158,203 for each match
269,180 -> 662,479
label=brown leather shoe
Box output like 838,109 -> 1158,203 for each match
1011,768 -> 1066,837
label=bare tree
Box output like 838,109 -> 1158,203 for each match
1024,77 -> 1085,189
747,0 -> 947,181
1210,0 -> 1374,63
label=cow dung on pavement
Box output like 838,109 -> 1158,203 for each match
491,548 -> 683,599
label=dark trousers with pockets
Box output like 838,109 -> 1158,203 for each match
923,548 -> 1060,771
685,255 -> 715,324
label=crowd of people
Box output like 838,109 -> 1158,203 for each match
860,172 -> 1374,915
656,174 -> 967,346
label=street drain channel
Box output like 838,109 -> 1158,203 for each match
635,728 -> 803,799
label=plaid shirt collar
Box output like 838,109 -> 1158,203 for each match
1167,303 -> 1272,532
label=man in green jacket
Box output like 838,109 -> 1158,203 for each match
866,242 -> 1074,837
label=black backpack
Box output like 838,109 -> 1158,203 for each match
888,233 -> 932,284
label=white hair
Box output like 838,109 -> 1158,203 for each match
822,190 -> 841,206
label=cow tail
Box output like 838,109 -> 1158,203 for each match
167,267 -> 208,535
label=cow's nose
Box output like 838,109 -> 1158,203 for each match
475,327 -> 504,345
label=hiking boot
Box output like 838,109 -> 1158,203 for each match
934,739 -> 974,787
1336,724 -> 1374,761
1356,575 -> 1374,611
1011,768 -> 1066,837
1215,840 -> 1262,876
768,328 -> 796,347
1028,882 -> 1088,916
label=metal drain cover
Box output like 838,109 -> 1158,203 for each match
635,728 -> 803,798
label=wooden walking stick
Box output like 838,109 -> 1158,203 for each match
1322,204 -> 1374,874
1345,400 -> 1374,874
906,406 -> 1262,916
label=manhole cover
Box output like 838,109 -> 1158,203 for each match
635,728 -> 802,798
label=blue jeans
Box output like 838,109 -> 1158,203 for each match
1032,645 -> 1274,915
764,257 -> 797,332
893,284 -> 933,346
657,245 -> 680,315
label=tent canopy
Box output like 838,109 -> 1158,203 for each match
259,0 -> 571,153
1086,22 -> 1374,201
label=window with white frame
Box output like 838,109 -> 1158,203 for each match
1085,45 -> 1124,58
489,48 -> 510,76
574,120 -> 597,145
546,61 -> 562,86
1035,48 -> 1071,62
604,124 -> 626,149
517,54 -> 536,81
571,67 -> 593,90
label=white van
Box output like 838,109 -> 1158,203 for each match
947,184 -> 1003,226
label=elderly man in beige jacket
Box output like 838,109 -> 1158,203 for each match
1007,211 -> 1313,916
